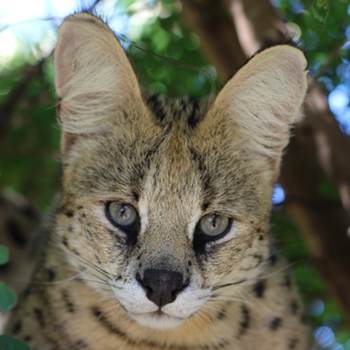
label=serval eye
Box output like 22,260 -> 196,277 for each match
199,214 -> 231,238
106,202 -> 137,227
193,213 -> 233,252
105,202 -> 140,243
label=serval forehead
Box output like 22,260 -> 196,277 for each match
145,94 -> 212,129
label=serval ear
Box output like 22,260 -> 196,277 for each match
202,45 -> 307,168
54,13 -> 144,154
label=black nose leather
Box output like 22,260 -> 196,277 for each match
137,269 -> 186,307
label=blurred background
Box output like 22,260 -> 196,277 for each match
0,0 -> 350,349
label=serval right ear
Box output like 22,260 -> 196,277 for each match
198,45 -> 308,176
54,13 -> 145,154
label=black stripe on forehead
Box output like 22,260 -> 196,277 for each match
146,95 -> 207,129
189,146 -> 215,209
69,130 -> 170,198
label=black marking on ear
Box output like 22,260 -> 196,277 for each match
62,290 -> 75,313
34,307 -> 46,328
253,279 -> 266,298
237,304 -> 251,338
270,317 -> 282,331
6,218 -> 27,247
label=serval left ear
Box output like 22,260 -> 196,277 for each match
54,13 -> 145,155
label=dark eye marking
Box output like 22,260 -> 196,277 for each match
105,202 -> 140,245
193,213 -> 233,253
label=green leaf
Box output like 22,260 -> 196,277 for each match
0,282 -> 17,312
0,336 -> 30,350
0,245 -> 9,265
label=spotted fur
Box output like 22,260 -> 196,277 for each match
5,13 -> 310,350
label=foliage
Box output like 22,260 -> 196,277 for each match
0,246 -> 22,349
0,245 -> 17,312
0,336 -> 30,350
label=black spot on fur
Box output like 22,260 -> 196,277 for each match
34,307 -> 45,327
270,317 -> 282,331
290,300 -> 299,315
237,304 -> 251,338
6,219 -> 27,247
132,191 -> 140,201
253,280 -> 266,298
147,94 -> 166,122
73,340 -> 89,349
47,269 -> 56,282
283,274 -> 292,289
65,210 -> 74,218
216,306 -> 227,320
91,306 -> 127,337
252,254 -> 263,267
201,202 -> 210,211
288,338 -> 299,349
62,290 -> 75,313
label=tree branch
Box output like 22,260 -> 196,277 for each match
0,60 -> 45,136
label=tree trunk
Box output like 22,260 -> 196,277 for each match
180,0 -> 350,321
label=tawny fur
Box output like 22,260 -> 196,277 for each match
5,13 -> 310,350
